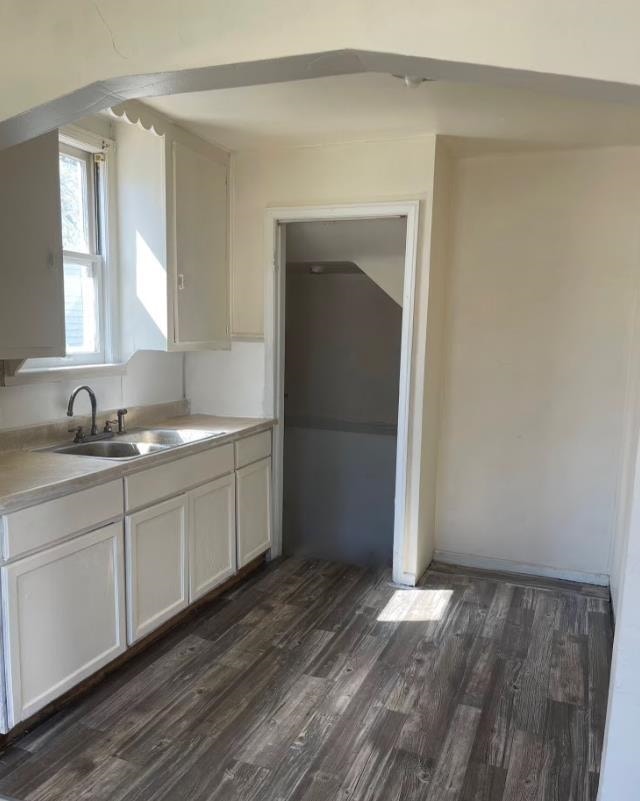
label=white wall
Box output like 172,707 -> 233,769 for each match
435,146 -> 640,583
186,342 -> 265,419
598,391 -> 640,800
0,351 -> 184,430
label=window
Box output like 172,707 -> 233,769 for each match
59,142 -> 103,360
28,129 -> 115,369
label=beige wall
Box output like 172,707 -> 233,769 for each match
230,134 -> 440,581
231,136 -> 435,336
418,138 -> 452,574
6,3 -> 640,123
436,146 -> 640,581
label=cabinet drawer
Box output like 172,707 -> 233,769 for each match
234,430 -> 271,469
125,444 -> 234,511
2,480 -> 123,560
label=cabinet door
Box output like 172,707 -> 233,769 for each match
236,457 -> 272,568
0,131 -> 65,359
171,140 -> 229,349
125,495 -> 188,644
188,474 -> 236,602
1,523 -> 126,727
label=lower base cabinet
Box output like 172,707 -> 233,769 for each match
0,433 -> 273,732
125,495 -> 188,644
1,522 -> 126,728
189,473 -> 236,602
236,457 -> 272,568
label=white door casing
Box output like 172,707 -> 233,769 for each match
264,201 -> 420,584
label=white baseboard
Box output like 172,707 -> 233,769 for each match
432,549 -> 610,587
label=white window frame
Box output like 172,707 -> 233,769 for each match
27,125 -> 118,370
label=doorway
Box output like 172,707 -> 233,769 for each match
283,219 -> 405,566
264,202 -> 420,581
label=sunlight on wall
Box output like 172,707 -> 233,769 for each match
377,588 -> 453,622
136,231 -> 167,337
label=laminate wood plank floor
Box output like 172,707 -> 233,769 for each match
0,558 -> 612,801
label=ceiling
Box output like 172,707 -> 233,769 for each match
144,72 -> 640,153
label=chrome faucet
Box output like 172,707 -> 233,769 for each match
67,385 -> 98,438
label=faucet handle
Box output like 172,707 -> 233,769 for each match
116,408 -> 128,434
103,420 -> 116,434
68,426 -> 85,443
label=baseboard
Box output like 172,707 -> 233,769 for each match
432,549 -> 610,587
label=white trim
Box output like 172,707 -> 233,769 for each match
433,549 -> 610,587
264,200 -> 420,585
59,124 -> 114,154
6,362 -> 128,385
232,333 -> 265,343
99,136 -> 119,364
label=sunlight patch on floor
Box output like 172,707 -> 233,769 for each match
377,588 -> 453,622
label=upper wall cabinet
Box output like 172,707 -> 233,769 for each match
112,102 -> 230,360
0,132 -> 65,360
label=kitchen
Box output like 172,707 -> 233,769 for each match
0,53 -> 639,799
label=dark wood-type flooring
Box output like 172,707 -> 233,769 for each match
0,558 -> 613,801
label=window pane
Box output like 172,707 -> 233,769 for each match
59,153 -> 90,253
64,260 -> 99,354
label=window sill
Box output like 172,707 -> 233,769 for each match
4,362 -> 128,386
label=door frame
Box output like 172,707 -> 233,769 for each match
264,200 -> 420,584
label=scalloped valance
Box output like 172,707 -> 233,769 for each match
108,100 -> 168,137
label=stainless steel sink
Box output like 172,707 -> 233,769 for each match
52,441 -> 170,459
45,427 -> 229,459
123,428 -> 227,446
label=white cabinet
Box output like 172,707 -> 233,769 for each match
236,457 -> 272,568
113,101 -> 230,360
172,141 -> 229,347
0,131 -> 65,359
125,495 -> 188,644
1,523 -> 126,727
188,474 -> 236,602
0,430 -> 274,732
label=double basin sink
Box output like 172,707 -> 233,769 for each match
47,428 -> 228,460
